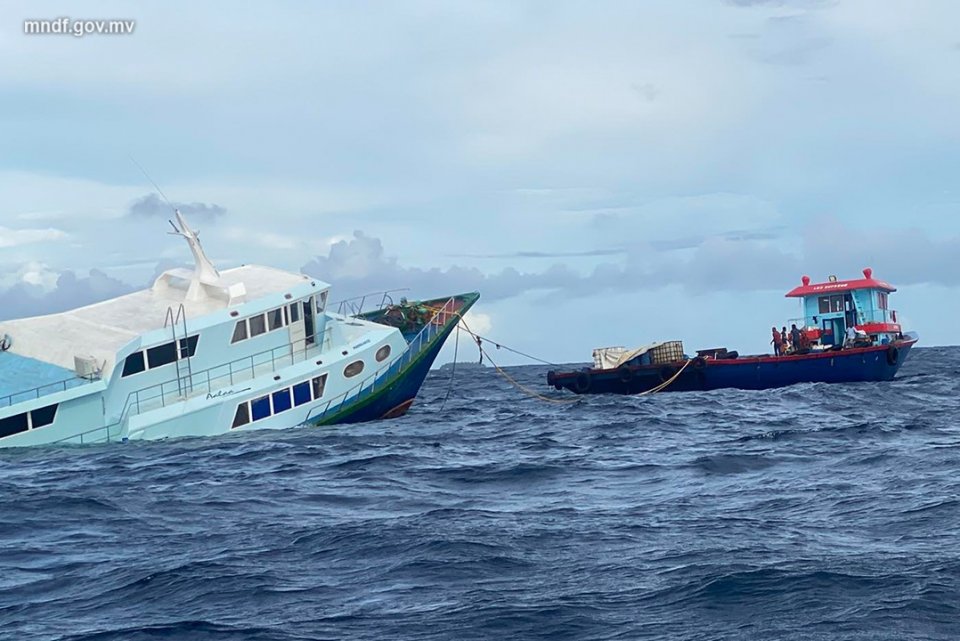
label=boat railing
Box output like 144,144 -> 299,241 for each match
121,326 -> 334,418
333,288 -> 411,317
0,375 -> 94,410
307,296 -> 458,424
790,309 -> 900,331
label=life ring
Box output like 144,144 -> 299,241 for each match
886,345 -> 899,366
659,365 -> 678,383
692,356 -> 707,371
0,334 -> 10,352
618,366 -> 633,384
574,371 -> 592,394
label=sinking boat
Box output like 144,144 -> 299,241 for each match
0,211 -> 478,447
546,269 -> 917,395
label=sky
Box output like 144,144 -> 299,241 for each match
1,0 -> 958,366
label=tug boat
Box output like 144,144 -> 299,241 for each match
547,269 -> 918,395
0,211 -> 478,447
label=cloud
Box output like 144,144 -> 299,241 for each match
128,193 -> 227,221
0,225 -> 67,248
0,269 -> 135,321
303,222 -> 960,307
450,248 -> 626,260
301,229 -> 800,304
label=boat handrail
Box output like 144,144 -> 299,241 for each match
0,375 -> 93,410
307,296 -> 458,424
50,298 -> 458,444
332,288 -> 411,317
119,325 -> 335,418
788,308 -> 900,330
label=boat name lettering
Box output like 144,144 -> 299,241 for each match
207,387 -> 251,400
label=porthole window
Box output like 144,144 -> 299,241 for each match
344,360 -> 365,378
375,345 -> 391,362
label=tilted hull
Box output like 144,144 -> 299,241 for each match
308,292 -> 478,425
0,292 -> 478,448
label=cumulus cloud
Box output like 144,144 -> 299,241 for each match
303,224 -> 960,306
301,229 -> 799,303
128,193 -> 227,221
0,269 -> 135,320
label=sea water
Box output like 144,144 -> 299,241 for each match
1,348 -> 957,640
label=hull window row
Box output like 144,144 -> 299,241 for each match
232,374 -> 328,428
122,336 -> 199,378
232,301 -> 306,344
0,403 -> 59,439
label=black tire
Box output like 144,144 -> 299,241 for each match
618,366 -> 633,384
886,345 -> 900,366
659,365 -> 677,383
692,356 -> 707,371
574,372 -> 591,394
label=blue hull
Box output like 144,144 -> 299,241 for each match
547,339 -> 917,395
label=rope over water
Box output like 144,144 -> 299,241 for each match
423,304 -> 691,403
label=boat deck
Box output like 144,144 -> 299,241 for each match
0,352 -> 87,408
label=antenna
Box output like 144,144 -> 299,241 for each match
129,155 -> 174,209
129,158 -> 221,297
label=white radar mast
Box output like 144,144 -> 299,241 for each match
168,209 -> 221,300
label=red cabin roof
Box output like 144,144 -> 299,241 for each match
785,268 -> 896,298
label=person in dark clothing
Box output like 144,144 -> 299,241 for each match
781,326 -> 789,353
790,324 -> 802,352
771,326 -> 783,356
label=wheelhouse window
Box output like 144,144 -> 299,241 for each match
818,296 -> 830,314
249,314 -> 267,337
232,306 -> 305,344
375,345 -> 391,362
231,321 -> 248,343
829,295 -> 844,313
344,360 -> 364,378
268,308 -> 284,331
31,404 -> 58,428
147,342 -> 178,369
878,292 -> 888,310
121,351 -> 146,377
179,335 -> 199,359
0,412 -> 28,438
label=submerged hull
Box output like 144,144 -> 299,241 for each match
308,292 -> 478,425
0,292 -> 478,448
547,338 -> 917,395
